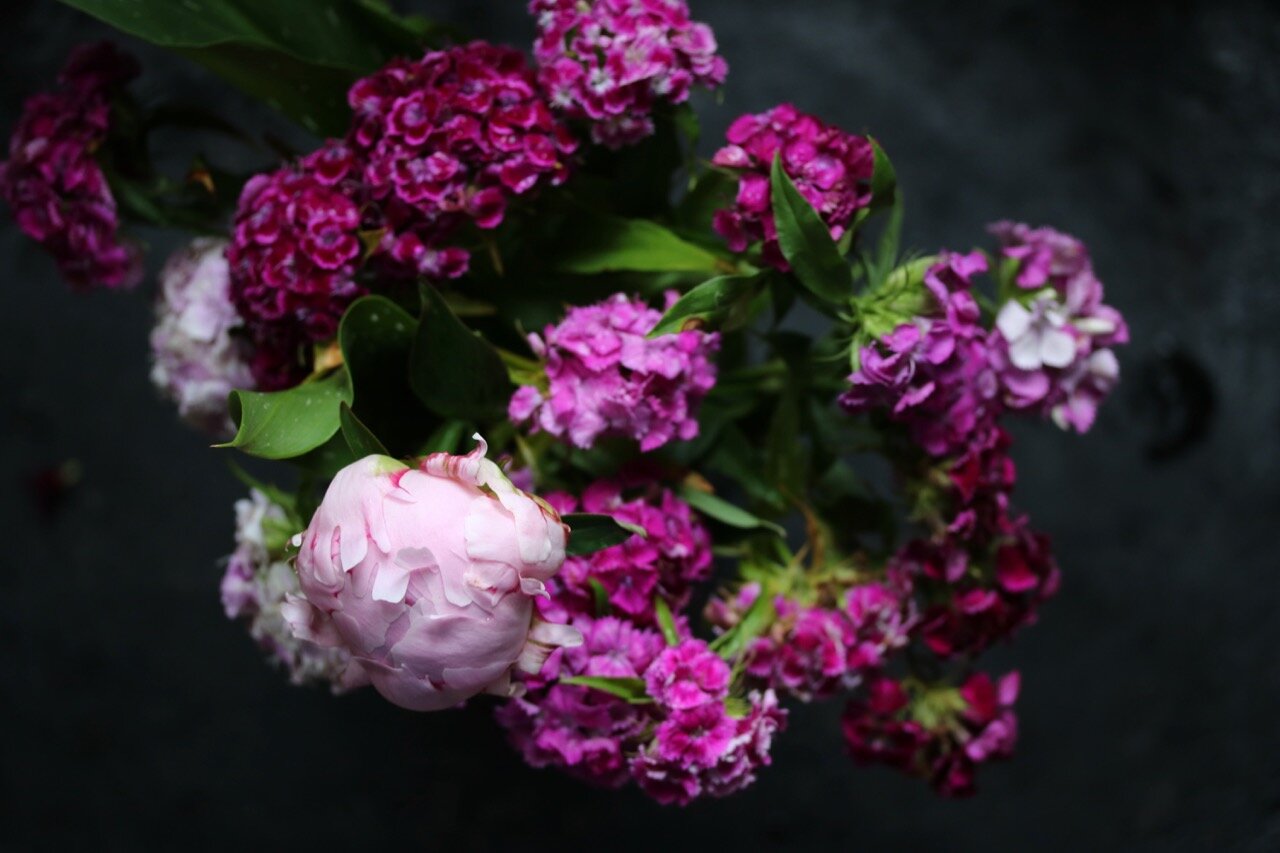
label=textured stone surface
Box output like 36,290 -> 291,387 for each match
2,1 -> 1278,849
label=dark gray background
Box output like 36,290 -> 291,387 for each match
2,1 -> 1278,849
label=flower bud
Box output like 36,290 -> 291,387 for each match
285,437 -> 580,711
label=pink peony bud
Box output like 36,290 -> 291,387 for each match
285,436 -> 581,711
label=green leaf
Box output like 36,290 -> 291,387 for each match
559,676 -> 653,704
589,579 -> 612,617
709,592 -> 776,661
648,272 -> 766,337
770,153 -> 854,303
339,402 -> 389,458
869,137 -> 898,209
419,419 -> 469,456
410,284 -> 514,422
220,368 -> 352,460
555,215 -> 724,274
654,597 -> 679,646
564,513 -> 646,557
55,0 -> 436,135
338,295 -> 426,455
677,486 -> 785,537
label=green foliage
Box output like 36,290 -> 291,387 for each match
554,215 -> 725,275
56,0 -> 439,134
221,368 -> 352,460
410,284 -> 514,422
648,272 -> 767,337
338,295 -> 428,455
678,486 -> 785,536
563,513 -> 646,556
770,153 -> 854,304
339,402 -> 389,458
559,676 -> 653,704
709,591 -> 776,661
654,597 -> 680,646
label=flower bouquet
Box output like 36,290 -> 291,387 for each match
5,0 -> 1128,804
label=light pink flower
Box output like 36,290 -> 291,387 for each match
285,437 -> 581,711
150,238 -> 254,437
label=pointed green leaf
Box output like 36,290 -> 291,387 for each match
564,513 -> 645,556
559,676 -> 653,704
55,0 -> 440,135
410,284 -> 514,422
869,137 -> 898,209
648,272 -> 767,337
555,215 -> 723,274
220,368 -> 352,460
339,402 -> 389,458
770,153 -> 854,303
338,295 -> 426,455
677,486 -> 785,537
654,597 -> 679,646
710,591 -> 777,661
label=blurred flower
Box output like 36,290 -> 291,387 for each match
220,490 -> 357,691
0,42 -> 141,290
150,238 -> 254,437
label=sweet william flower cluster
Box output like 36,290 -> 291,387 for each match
3,0 -> 1130,806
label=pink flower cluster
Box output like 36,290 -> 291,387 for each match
707,582 -> 914,701
349,40 -> 576,253
0,42 -> 141,290
843,671 -> 1020,797
712,104 -> 874,270
530,0 -> 728,147
509,292 -> 720,451
989,222 -> 1129,432
499,625 -> 784,805
840,251 -> 1001,457
226,143 -> 367,389
496,614 -> 666,787
540,479 -> 713,625
632,648 -> 784,805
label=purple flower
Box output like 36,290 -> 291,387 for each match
988,221 -> 1128,432
840,252 -> 1002,458
712,104 -> 874,270
509,292 -> 720,451
539,479 -> 713,625
530,0 -> 728,147
149,238 -> 255,437
0,42 -> 141,291
644,639 -> 730,711
495,615 -> 665,788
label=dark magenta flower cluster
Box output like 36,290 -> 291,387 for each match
712,103 -> 875,270
228,42 -> 578,387
0,42 -> 141,290
530,0 -> 728,147
843,671 -> 1020,798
